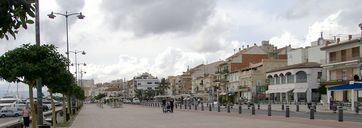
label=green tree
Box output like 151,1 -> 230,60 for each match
157,78 -> 170,95
135,89 -> 144,100
0,0 -> 35,40
144,88 -> 156,100
0,44 -> 67,127
44,69 -> 74,125
94,93 -> 106,100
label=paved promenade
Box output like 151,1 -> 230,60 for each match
71,104 -> 362,128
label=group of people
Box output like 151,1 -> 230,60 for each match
161,99 -> 174,113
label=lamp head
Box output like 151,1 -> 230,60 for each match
77,12 -> 85,19
48,12 -> 56,19
81,51 -> 86,55
83,63 -> 87,66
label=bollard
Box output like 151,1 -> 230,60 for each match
185,104 -> 187,109
201,102 -> 204,111
252,105 -> 255,115
189,104 -> 191,110
286,105 -> 290,118
209,104 -> 212,111
338,106 -> 343,122
268,104 -> 271,116
282,103 -> 285,110
257,103 -> 260,110
218,104 -> 220,112
355,105 -> 359,114
296,103 -> 299,112
238,104 -> 242,114
310,107 -> 315,120
195,104 -> 197,110
227,104 -> 230,113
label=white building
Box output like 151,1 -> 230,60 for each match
266,62 -> 322,103
133,72 -> 160,90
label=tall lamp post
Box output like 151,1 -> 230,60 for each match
48,11 -> 84,117
47,11 -> 85,70
69,50 -> 86,82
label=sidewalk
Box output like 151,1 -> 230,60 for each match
71,104 -> 362,128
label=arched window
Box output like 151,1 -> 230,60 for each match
274,74 -> 280,84
267,75 -> 274,85
296,71 -> 307,83
280,74 -> 286,84
286,72 -> 294,83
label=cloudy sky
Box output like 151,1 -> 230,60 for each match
1,0 -> 362,93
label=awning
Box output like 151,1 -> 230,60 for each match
294,88 -> 307,93
328,82 -> 362,91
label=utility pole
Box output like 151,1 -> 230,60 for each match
35,0 -> 44,126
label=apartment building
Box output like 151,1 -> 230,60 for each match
320,35 -> 362,110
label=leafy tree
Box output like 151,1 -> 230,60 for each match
144,88 -> 156,100
0,0 -> 35,40
43,69 -> 74,125
135,89 -> 144,100
157,78 -> 170,95
94,93 -> 106,100
0,44 -> 67,127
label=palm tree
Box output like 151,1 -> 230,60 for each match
157,78 -> 170,95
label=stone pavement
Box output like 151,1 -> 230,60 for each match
71,104 -> 362,128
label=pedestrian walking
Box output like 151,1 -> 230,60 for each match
170,100 -> 174,113
162,99 -> 167,113
22,105 -> 30,128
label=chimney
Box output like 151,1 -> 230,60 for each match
254,43 -> 256,46
348,35 -> 352,40
337,38 -> 340,44
247,45 -> 249,48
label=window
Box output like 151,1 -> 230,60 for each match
329,52 -> 336,62
267,75 -> 274,85
275,76 -> 280,84
155,82 -> 159,84
342,70 -> 347,81
296,71 -> 307,83
341,50 -> 346,61
330,70 -> 337,80
280,74 -> 286,84
352,47 -> 360,58
147,82 -> 152,84
286,72 -> 294,83
137,83 -> 141,85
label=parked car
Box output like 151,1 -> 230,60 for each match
0,109 -> 20,117
132,98 -> 140,104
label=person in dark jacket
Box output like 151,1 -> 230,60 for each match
162,99 -> 166,113
170,100 -> 174,113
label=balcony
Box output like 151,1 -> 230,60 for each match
319,79 -> 349,86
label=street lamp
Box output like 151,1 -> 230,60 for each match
359,23 -> 362,39
69,50 -> 86,83
47,11 -> 85,70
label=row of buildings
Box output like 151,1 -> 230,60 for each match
80,24 -> 362,111
165,24 -> 362,111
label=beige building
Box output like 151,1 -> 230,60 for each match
320,34 -> 362,110
78,79 -> 95,97
239,59 -> 287,102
